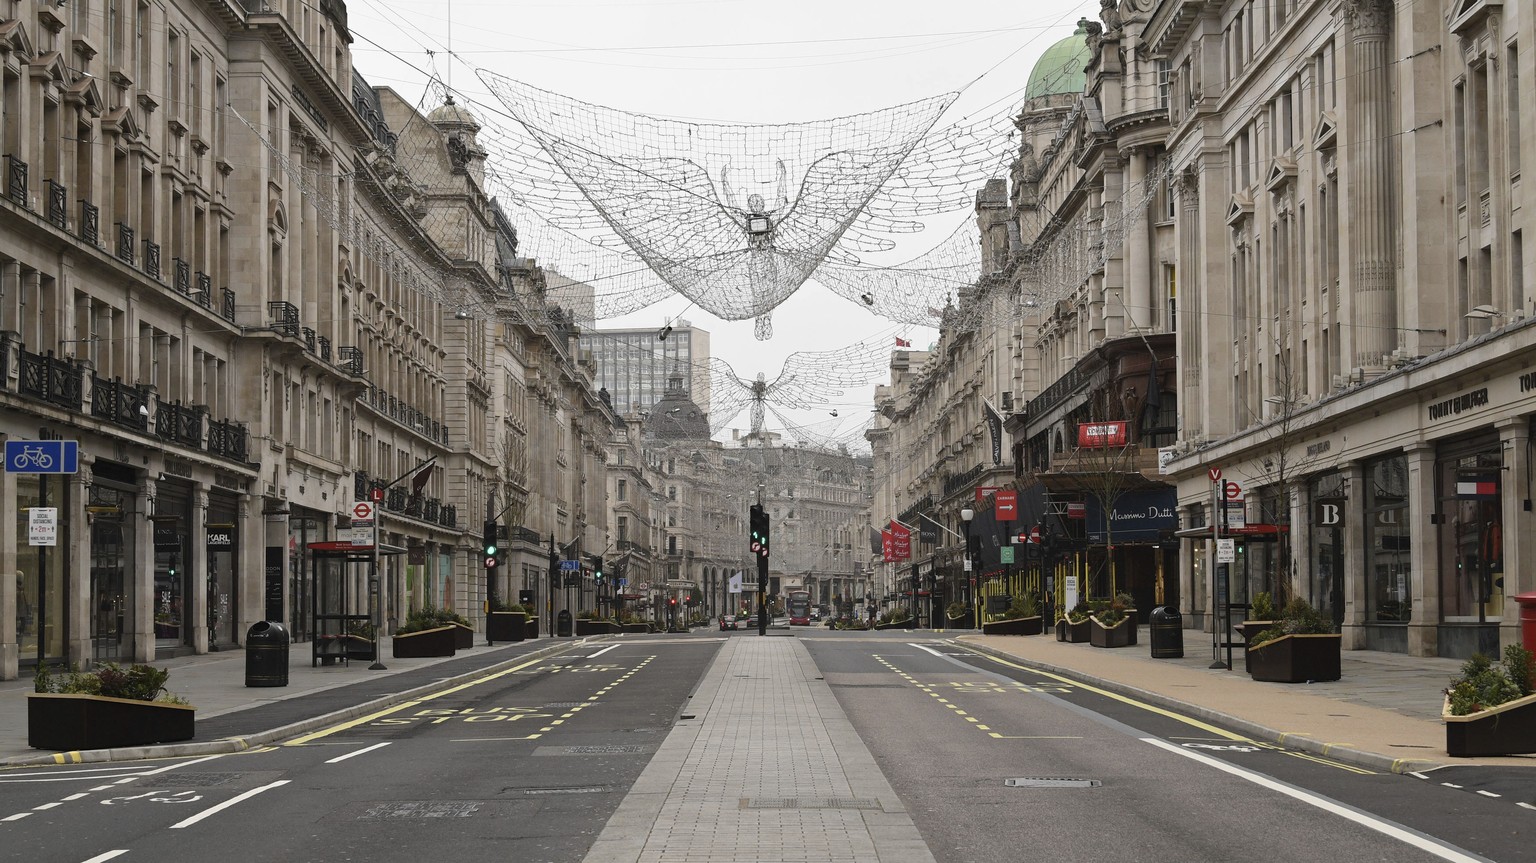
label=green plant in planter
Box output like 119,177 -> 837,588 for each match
1094,593 -> 1135,626
397,605 -> 471,635
35,662 -> 188,705
576,609 -> 597,620
1445,645 -> 1535,716
1250,591 -> 1276,621
1252,597 -> 1333,647
1065,600 -> 1091,623
345,621 -> 376,639
946,601 -> 970,618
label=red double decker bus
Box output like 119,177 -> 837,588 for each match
787,590 -> 812,626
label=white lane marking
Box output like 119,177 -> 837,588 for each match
112,778 -> 137,785
33,802 -> 62,810
89,786 -> 117,792
586,644 -> 619,658
909,643 -> 946,656
1409,772 -> 1431,779
81,852 -> 129,863
1442,783 -> 1464,789
1475,790 -> 1501,798
1143,738 -> 1490,863
1517,802 -> 1536,811
2,813 -> 32,821
142,753 -> 227,775
167,780 -> 290,829
325,742 -> 392,764
62,794 -> 88,801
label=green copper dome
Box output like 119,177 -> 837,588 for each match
1024,22 -> 1092,100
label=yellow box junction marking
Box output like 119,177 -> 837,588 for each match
874,655 -> 997,735
539,656 -> 654,733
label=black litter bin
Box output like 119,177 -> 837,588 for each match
1149,606 -> 1183,659
246,621 -> 290,687
556,609 -> 573,637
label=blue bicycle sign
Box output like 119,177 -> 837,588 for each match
4,440 -> 79,474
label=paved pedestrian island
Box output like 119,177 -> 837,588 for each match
581,637 -> 937,863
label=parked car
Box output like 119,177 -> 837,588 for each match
718,614 -> 739,631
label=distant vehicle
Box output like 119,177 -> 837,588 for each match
718,614 -> 737,631
809,608 -> 821,622
787,590 -> 812,626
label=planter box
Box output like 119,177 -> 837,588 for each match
1444,692 -> 1536,757
451,623 -> 474,650
525,617 -> 540,639
945,608 -> 976,629
1061,618 -> 1092,643
343,635 -> 376,662
486,612 -> 526,643
875,620 -> 909,630
1247,634 -> 1342,683
983,616 -> 1044,636
622,622 -> 649,634
392,626 -> 458,659
575,619 -> 620,636
1090,616 -> 1136,648
1240,620 -> 1276,672
28,693 -> 195,751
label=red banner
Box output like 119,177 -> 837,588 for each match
975,485 -> 1000,503
890,521 -> 912,561
995,489 -> 1018,521
1077,421 -> 1128,448
881,529 -> 894,562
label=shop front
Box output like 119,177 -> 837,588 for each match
88,459 -> 140,662
206,492 -> 240,650
151,479 -> 193,655
13,473 -> 69,670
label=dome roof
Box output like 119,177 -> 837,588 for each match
1024,22 -> 1091,101
644,372 -> 710,441
428,98 -> 479,129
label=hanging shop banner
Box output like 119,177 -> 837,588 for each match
890,521 -> 912,561
983,397 -> 1004,466
1077,421 -> 1128,448
1085,488 -> 1178,543
1456,471 -> 1500,499
881,529 -> 894,562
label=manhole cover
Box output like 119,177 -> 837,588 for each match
361,802 -> 483,819
1004,778 -> 1101,788
741,797 -> 881,810
520,786 -> 613,795
155,773 -> 243,788
535,744 -> 652,756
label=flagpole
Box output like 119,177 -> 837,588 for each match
368,455 -> 439,670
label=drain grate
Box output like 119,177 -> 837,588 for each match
741,797 -> 881,810
544,701 -> 600,708
361,801 -> 483,819
155,773 -> 243,788
535,744 -> 653,756
520,785 -> 613,795
1004,778 -> 1101,788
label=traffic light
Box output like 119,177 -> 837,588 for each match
594,556 -> 604,584
483,521 -> 499,570
749,504 -> 770,559
668,597 -> 678,608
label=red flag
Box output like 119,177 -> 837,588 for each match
895,337 -> 912,348
881,529 -> 894,562
890,520 -> 912,561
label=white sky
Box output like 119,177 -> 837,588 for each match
348,0 -> 1098,444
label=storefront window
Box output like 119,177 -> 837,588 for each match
1437,443 -> 1504,623
15,475 -> 68,667
1365,456 -> 1411,622
89,485 -> 132,662
206,502 -> 237,647
152,509 -> 189,648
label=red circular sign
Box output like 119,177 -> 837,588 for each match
352,501 -> 374,520
1028,526 -> 1042,544
1208,467 -> 1222,483
371,488 -> 385,502
1224,480 -> 1243,501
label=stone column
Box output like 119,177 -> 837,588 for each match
1175,168 -> 1202,430
1345,0 -> 1398,367
67,462 -> 93,665
1,460 -> 17,680
1497,419 -> 1529,647
131,477 -> 157,663
1124,147 -> 1152,331
189,483 -> 210,653
237,493 -> 262,643
1404,443 -> 1438,657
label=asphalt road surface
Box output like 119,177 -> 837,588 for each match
2,630 -> 1530,863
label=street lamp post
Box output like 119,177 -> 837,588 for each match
960,508 -> 975,621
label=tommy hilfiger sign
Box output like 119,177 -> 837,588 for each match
1427,387 -> 1489,421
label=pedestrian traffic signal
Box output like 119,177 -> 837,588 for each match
749,504 -> 770,559
594,556 -> 604,583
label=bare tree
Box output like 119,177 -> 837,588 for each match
1059,398 -> 1145,600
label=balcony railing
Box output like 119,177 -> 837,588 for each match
317,335 -> 331,361
266,301 -> 300,337
6,154 -> 27,205
45,179 -> 66,229
174,258 -> 190,295
302,326 -> 317,354
337,345 -> 364,376
153,397 -> 205,449
221,288 -> 236,323
207,418 -> 249,463
440,504 -> 456,528
115,223 -> 135,265
18,348 -> 83,410
90,375 -> 150,431
196,273 -> 212,309
943,463 -> 986,497
143,240 -> 161,281
79,200 -> 99,245
1025,366 -> 1087,424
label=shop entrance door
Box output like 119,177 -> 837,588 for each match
90,518 -> 126,662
